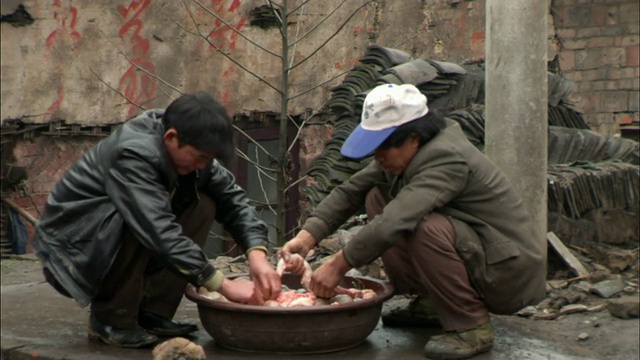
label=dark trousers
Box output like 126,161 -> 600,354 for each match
366,187 -> 489,331
88,195 -> 216,329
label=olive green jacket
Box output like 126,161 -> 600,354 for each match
303,120 -> 546,314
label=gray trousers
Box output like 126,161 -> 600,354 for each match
366,187 -> 489,331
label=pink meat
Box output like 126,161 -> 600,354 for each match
275,290 -> 317,307
276,254 -> 312,290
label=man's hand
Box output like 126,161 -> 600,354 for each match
278,230 -> 316,275
217,278 -> 260,304
308,250 -> 352,299
247,249 -> 281,303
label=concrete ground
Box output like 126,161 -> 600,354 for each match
0,255 -> 633,360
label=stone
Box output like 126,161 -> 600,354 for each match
577,332 -> 590,341
533,309 -> 560,320
549,279 -> 569,289
607,297 -> 640,319
590,278 -> 626,298
516,306 -> 537,317
561,304 -> 589,315
571,281 -> 592,294
587,303 -> 607,312
587,244 -> 638,272
317,234 -> 342,254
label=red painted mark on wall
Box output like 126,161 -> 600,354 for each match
194,1 -> 247,113
206,0 -> 247,51
471,31 -> 485,43
44,0 -> 82,120
117,0 -> 156,117
334,47 -> 360,70
218,89 -> 232,111
46,0 -> 81,49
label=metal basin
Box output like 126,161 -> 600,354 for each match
185,273 -> 394,354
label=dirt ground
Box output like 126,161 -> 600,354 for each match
2,254 -> 638,359
382,293 -> 639,360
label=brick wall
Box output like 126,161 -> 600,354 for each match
552,0 -> 640,137
4,137 -> 99,249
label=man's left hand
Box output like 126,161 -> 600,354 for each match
308,250 -> 351,299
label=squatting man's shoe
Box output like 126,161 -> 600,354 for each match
423,322 -> 494,360
138,310 -> 199,337
88,314 -> 158,348
382,296 -> 441,327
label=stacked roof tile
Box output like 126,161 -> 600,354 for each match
305,46 -> 639,225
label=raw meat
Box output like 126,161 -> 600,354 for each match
198,254 -> 378,307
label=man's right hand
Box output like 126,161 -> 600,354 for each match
217,278 -> 262,305
278,229 -> 316,275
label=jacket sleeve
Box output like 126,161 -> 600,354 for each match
105,145 -> 215,287
204,161 -> 269,253
343,152 -> 469,267
302,160 -> 383,244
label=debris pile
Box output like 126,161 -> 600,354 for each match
211,229 -> 638,324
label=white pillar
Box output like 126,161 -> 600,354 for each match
485,0 -> 548,249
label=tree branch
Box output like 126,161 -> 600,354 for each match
234,148 -> 277,177
99,29 -> 184,95
287,0 -> 312,16
266,0 -> 283,9
289,68 -> 350,99
251,146 -> 278,216
286,99 -> 329,153
289,1 -> 372,70
191,0 -> 282,58
289,0 -> 348,46
285,174 -> 308,192
178,1 -> 282,93
89,68 -> 145,111
287,0 -> 305,73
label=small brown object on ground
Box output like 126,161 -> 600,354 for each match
152,337 -> 206,360
607,296 -> 640,319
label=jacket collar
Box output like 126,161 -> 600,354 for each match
402,120 -> 463,180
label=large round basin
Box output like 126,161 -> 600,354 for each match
185,273 -> 394,354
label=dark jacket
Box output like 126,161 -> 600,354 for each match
303,120 -> 546,314
33,109 -> 268,307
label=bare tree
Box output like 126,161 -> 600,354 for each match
178,0 -> 373,245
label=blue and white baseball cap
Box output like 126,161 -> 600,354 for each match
341,84 -> 429,159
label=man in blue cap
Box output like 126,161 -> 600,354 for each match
280,84 -> 546,359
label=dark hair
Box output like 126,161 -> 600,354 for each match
162,92 -> 235,163
379,110 -> 446,150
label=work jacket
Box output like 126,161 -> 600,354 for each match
33,110 -> 268,307
303,120 -> 546,314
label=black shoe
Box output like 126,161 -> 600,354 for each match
88,314 -> 158,348
139,310 -> 198,337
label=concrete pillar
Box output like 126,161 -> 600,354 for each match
485,1 -> 548,249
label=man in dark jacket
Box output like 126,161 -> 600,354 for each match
280,84 -> 546,359
33,92 -> 281,348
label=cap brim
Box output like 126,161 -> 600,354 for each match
341,124 -> 397,159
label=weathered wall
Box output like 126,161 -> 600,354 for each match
1,0 -> 376,123
1,0 -> 638,249
3,1 -> 637,129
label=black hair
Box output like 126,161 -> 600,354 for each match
162,92 -> 235,163
378,110 -> 447,150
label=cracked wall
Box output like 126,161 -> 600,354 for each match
1,0 -> 638,250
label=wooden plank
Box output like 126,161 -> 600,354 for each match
1,197 -> 39,225
547,231 -> 590,277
